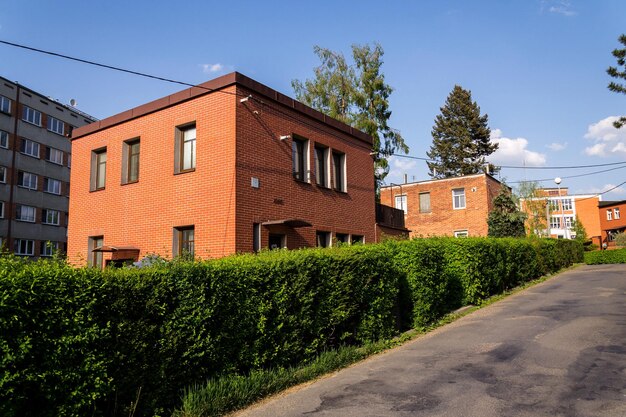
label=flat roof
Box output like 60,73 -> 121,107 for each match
71,72 -> 372,145
380,172 -> 506,189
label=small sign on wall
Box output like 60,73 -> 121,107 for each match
251,177 -> 260,188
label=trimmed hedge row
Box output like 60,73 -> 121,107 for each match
584,248 -> 626,264
0,238 -> 583,416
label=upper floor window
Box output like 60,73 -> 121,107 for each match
550,216 -> 560,229
46,147 -> 64,165
548,200 -> 559,211
561,198 -> 572,211
47,116 -> 65,135
42,208 -> 61,225
0,95 -> 10,114
122,138 -> 140,184
292,136 -> 309,182
452,188 -> 466,209
314,145 -> 329,187
0,130 -> 8,148
22,106 -> 42,126
0,201 -> 4,218
90,148 -> 107,191
175,124 -> 196,173
0,166 -> 5,183
419,192 -> 431,213
15,239 -> 34,256
395,195 -> 407,214
332,151 -> 346,192
44,177 -> 61,195
16,205 -> 36,222
615,208 -> 621,219
607,210 -> 613,221
20,138 -> 40,158
18,171 -> 38,190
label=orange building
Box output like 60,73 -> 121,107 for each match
68,72 -> 385,266
379,173 -> 504,237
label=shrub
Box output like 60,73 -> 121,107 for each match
584,248 -> 626,264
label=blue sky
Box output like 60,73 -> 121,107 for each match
1,0 -> 625,197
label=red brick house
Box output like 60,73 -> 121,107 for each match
68,73 -> 385,267
379,173 -> 504,237
599,200 -> 626,247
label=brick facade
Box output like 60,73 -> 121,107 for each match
379,173 -> 503,237
599,200 -> 626,246
67,73 -> 377,266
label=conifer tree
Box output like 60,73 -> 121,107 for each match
427,85 -> 497,179
487,186 -> 527,238
607,34 -> 626,128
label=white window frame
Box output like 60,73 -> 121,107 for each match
550,216 -> 560,229
22,106 -> 42,126
0,95 -> 10,114
454,230 -> 469,238
395,195 -> 407,214
44,177 -> 61,195
0,130 -> 8,148
181,126 -> 196,172
561,198 -> 572,211
47,116 -> 65,135
21,138 -> 40,158
46,147 -> 64,165
452,188 -> 466,209
42,208 -> 61,225
40,241 -> 59,257
614,208 -> 620,220
16,205 -> 36,222
607,210 -> 613,221
563,216 -> 573,228
15,239 -> 35,256
19,171 -> 38,190
332,151 -> 346,192
292,136 -> 310,182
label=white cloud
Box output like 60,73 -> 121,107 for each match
488,129 -> 547,166
385,156 -> 418,184
201,63 -> 224,74
547,142 -> 567,151
543,0 -> 577,16
584,116 -> 626,156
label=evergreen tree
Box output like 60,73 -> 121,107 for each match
487,186 -> 527,238
292,44 -> 408,191
571,215 -> 588,242
427,85 -> 498,179
607,34 -> 626,128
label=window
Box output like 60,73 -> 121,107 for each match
91,148 -> 107,190
454,230 -> 469,238
18,171 -> 38,190
332,151 -> 346,192
47,116 -> 65,135
419,192 -> 431,213
550,216 -> 560,229
0,166 -> 5,183
395,195 -> 407,214
548,200 -> 559,211
67,154 -> 71,168
563,216 -> 573,228
174,226 -> 195,257
0,130 -> 8,148
122,139 -> 140,183
292,136 -> 309,182
46,147 -> 64,165
88,236 -> 104,268
0,201 -> 4,218
351,235 -> 364,245
16,205 -> 36,222
0,95 -> 10,114
22,106 -> 42,126
314,145 -> 329,187
20,138 -> 40,158
561,198 -> 572,211
452,188 -> 466,209
316,231 -> 331,248
42,209 -> 60,225
15,239 -> 34,256
615,208 -> 621,220
40,241 -> 59,257
268,233 -> 286,250
175,124 -> 196,173
607,210 -> 613,221
253,223 -> 261,252
44,177 -> 61,195
335,233 -> 349,245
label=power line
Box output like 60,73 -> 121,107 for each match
508,165 -> 626,184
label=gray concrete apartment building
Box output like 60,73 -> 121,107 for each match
0,76 -> 96,258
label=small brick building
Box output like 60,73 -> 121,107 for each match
379,173 -> 503,237
599,200 -> 626,247
68,73 -> 380,266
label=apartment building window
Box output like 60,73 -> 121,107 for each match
44,178 -> 61,195
0,95 -> 10,114
419,192 -> 431,213
16,205 -> 36,222
314,145 -> 329,187
615,208 -> 621,219
88,236 -> 104,268
23,106 -> 42,126
46,147 -> 64,165
0,130 -> 8,148
0,166 -> 5,183
395,195 -> 407,214
41,241 -> 59,257
173,226 -> 195,257
20,139 -> 40,158
564,216 -> 573,228
292,136 -> 309,182
42,209 -> 61,225
452,188 -> 466,209
122,139 -> 140,183
561,198 -> 572,211
47,116 -> 65,135
332,151 -> 346,192
0,201 -> 4,218
454,230 -> 469,238
175,124 -> 196,173
18,171 -> 38,190
550,216 -> 560,229
335,233 -> 349,245
607,210 -> 613,221
548,200 -> 559,211
316,231 -> 331,248
15,239 -> 34,256
351,235 -> 364,244
90,148 -> 107,191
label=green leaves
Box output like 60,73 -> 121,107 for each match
607,34 -> 626,128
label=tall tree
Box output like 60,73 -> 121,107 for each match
292,44 -> 408,190
607,34 -> 626,128
487,186 -> 527,238
426,85 -> 497,179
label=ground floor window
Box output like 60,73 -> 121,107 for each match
316,231 -> 331,248
454,230 -> 469,238
174,226 -> 195,257
351,235 -> 364,245
268,233 -> 285,250
89,236 -> 104,268
335,233 -> 349,245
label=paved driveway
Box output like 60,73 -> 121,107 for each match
237,265 -> 626,417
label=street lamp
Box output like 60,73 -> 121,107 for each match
554,177 -> 568,239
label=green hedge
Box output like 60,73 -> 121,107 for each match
0,238 -> 583,416
584,248 -> 626,264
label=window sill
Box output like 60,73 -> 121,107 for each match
121,180 -> 139,186
47,129 -> 65,136
16,219 -> 36,223
42,223 -> 60,227
20,152 -> 40,159
22,120 -> 42,127
46,160 -> 64,166
293,178 -> 312,185
174,169 -> 196,176
18,185 -> 37,191
89,188 -> 106,193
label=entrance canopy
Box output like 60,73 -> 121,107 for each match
261,219 -> 312,228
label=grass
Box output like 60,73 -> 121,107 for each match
172,264 -> 581,417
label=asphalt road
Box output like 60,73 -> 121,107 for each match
236,265 -> 626,417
